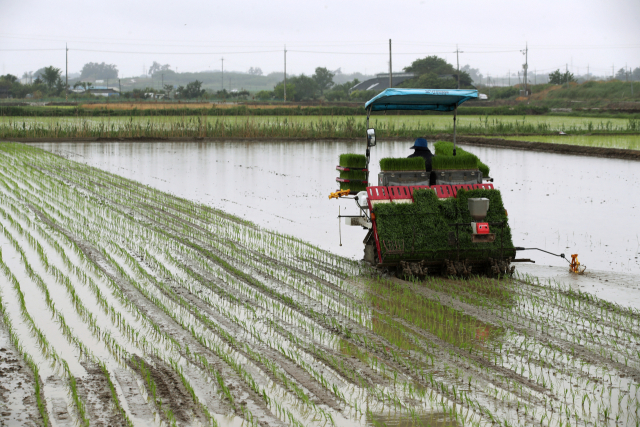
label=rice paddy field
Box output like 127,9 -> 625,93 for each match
1,141 -> 639,427
0,115 -> 638,140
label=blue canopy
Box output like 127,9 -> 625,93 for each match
365,88 -> 478,112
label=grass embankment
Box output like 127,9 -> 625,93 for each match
0,142 -> 639,427
479,80 -> 640,106
0,103 -> 552,117
476,134 -> 640,151
1,115 -> 638,140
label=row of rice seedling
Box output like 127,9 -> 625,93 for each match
1,141 -> 638,427
8,145 -> 464,424
52,163 -> 528,424
0,146 -> 248,424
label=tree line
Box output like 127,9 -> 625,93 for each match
3,56 -> 639,101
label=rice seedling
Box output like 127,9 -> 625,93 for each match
379,157 -> 426,171
339,153 -> 367,168
433,140 -> 490,176
0,141 -> 638,427
1,114 -> 638,140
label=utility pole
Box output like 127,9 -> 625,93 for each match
221,58 -> 224,91
284,45 -> 287,102
534,69 -> 537,85
161,73 -> 164,92
118,79 -> 121,95
566,63 -> 569,85
454,45 -> 463,89
389,39 -> 392,88
65,43 -> 68,100
587,64 -> 589,81
520,43 -> 528,95
509,69 -> 510,86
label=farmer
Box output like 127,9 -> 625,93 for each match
407,138 -> 434,172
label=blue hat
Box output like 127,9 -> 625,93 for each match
410,138 -> 429,149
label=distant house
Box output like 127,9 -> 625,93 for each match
350,73 -> 416,92
74,86 -> 120,97
0,88 -> 11,99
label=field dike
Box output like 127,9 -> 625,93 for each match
0,141 -> 638,427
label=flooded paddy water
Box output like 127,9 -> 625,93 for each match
0,140 -> 638,427
32,139 -> 640,302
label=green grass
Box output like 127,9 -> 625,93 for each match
379,157 -> 425,171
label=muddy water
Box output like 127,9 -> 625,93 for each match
32,140 -> 640,307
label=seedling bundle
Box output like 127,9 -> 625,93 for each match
338,153 -> 367,192
379,157 -> 425,171
433,141 -> 490,177
374,188 -> 514,262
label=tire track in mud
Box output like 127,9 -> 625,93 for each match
0,326 -> 42,427
76,363 -> 127,427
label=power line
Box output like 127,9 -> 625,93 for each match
0,48 -> 64,51
71,48 -> 281,55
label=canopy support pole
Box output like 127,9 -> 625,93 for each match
365,107 -> 372,184
453,104 -> 458,156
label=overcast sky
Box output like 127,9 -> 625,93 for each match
1,0 -> 639,79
